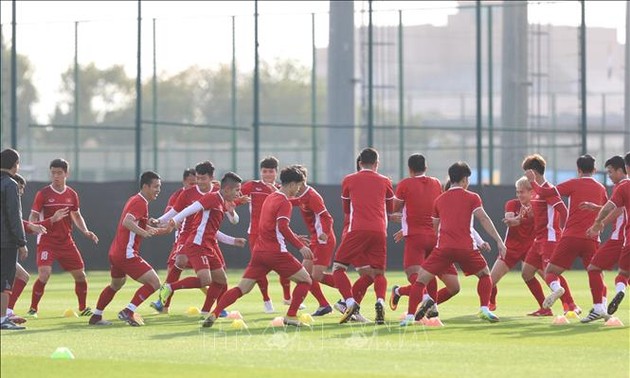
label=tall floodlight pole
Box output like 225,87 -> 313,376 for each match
475,1 -> 482,186
135,0 -> 142,179
11,0 -> 17,148
367,0 -> 373,147
253,0 -> 260,179
579,0 -> 587,155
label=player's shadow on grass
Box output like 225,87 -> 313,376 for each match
493,322 -> 628,338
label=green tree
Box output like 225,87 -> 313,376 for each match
0,36 -> 38,149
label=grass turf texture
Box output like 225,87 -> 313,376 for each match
1,270 -> 628,378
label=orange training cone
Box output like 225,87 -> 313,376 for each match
604,317 -> 624,327
552,315 -> 570,325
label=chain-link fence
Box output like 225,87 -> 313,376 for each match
1,1 -> 628,185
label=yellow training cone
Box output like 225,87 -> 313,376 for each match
63,308 -> 78,318
185,307 -> 201,316
231,319 -> 248,330
565,311 -> 579,319
299,313 -> 314,325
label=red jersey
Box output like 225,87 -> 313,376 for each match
183,191 -> 227,249
530,181 -> 564,242
165,187 -> 185,213
172,185 -> 215,245
290,185 -> 334,244
255,191 -> 305,253
109,193 -> 148,259
533,177 -> 607,240
341,169 -> 395,234
609,178 -> 629,242
432,187 -> 482,250
31,185 -> 79,246
395,175 -> 442,236
610,180 -> 630,245
238,180 -> 279,235
503,199 -> 535,251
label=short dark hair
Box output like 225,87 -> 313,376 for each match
443,179 -> 452,191
294,164 -> 308,178
183,168 -> 196,180
576,154 -> 595,173
359,148 -> 378,166
260,156 -> 279,170
221,172 -> 242,187
0,148 -> 20,170
625,152 -> 630,167
50,158 -> 69,172
408,153 -> 426,173
13,173 -> 26,186
140,171 -> 161,188
448,162 -> 472,183
522,154 -> 546,175
280,165 -> 305,185
356,155 -> 361,172
604,155 -> 625,173
195,161 -> 215,177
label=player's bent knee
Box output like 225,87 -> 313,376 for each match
332,262 -> 348,271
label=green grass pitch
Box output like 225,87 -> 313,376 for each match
1,270 -> 628,378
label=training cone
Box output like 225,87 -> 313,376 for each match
418,317 -> 431,326
426,317 -> 444,327
299,313 -> 314,325
50,347 -> 75,360
271,317 -> 285,327
552,315 -> 570,325
63,308 -> 78,318
604,317 -> 624,327
565,311 -> 578,319
231,319 -> 248,330
227,311 -> 243,320
185,306 -> 201,316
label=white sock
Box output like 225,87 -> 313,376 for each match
6,308 -> 14,316
616,282 -> 626,293
602,297 -> 608,307
422,293 -> 430,302
377,298 -> 385,304
594,303 -> 605,313
345,298 -> 356,308
126,304 -> 137,312
93,309 -> 103,316
549,280 -> 562,292
480,306 -> 489,312
394,287 -> 400,296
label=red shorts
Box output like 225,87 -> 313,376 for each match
182,243 -> 224,272
243,250 -> 304,280
619,245 -> 630,272
499,247 -> 530,270
422,248 -> 488,276
109,254 -> 153,280
549,236 -> 597,270
590,239 -> 624,271
37,242 -> 84,271
334,230 -> 387,270
248,233 -> 259,254
524,240 -> 556,271
166,242 -> 193,270
403,234 -> 436,269
311,233 -> 336,267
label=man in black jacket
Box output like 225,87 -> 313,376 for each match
1,148 -> 28,330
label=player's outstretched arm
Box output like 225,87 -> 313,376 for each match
71,209 -> 99,244
587,201 -> 617,238
216,230 -> 246,247
473,207 -> 506,257
122,213 -> 155,238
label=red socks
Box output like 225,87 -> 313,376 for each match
96,286 -> 118,312
352,275 -> 374,304
477,275 -> 493,307
201,283 -> 227,313
280,276 -> 292,301
212,287 -> 243,318
29,279 -> 47,311
287,282 -> 311,317
309,280 -> 329,307
8,278 -> 27,310
588,270 -> 605,304
436,287 -> 455,304
333,269 -> 353,300
75,281 -> 88,311
130,283 -> 156,307
373,274 -> 387,301
524,277 -> 545,307
320,273 -> 336,288
257,276 -> 271,302
170,277 -> 202,291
